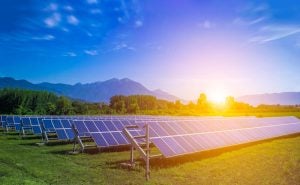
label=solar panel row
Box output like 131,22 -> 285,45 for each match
136,117 -> 300,157
1,114 -> 300,159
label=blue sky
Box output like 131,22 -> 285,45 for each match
0,0 -> 300,100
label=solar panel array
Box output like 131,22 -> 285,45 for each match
1,114 -> 300,158
73,120 -> 145,148
136,117 -> 300,157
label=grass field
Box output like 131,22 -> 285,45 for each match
1,131 -> 300,185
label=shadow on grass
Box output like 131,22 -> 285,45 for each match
49,145 -> 134,155
2,132 -> 20,136
20,135 -> 42,140
0,171 -> 8,178
45,140 -> 73,146
105,158 -> 143,172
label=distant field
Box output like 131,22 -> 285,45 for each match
1,131 -> 300,184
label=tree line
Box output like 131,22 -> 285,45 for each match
0,89 -> 299,115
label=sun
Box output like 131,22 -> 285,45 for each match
208,91 -> 227,104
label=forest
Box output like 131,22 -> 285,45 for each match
0,88 -> 299,115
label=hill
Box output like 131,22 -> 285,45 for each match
0,77 -> 179,102
237,92 -> 300,106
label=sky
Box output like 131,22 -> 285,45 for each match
0,0 -> 300,101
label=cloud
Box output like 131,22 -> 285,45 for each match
44,13 -> 61,27
32,34 -> 55,41
64,52 -> 77,57
249,25 -> 300,44
252,4 -> 269,12
87,0 -> 98,4
120,0 -> 130,19
45,3 -> 58,11
234,3 -> 270,26
67,15 -> 79,25
134,20 -> 143,28
198,20 -> 215,29
86,32 -> 93,37
84,50 -> 98,55
113,43 -> 135,51
62,27 -> 69,32
117,17 -> 125,23
90,9 -> 101,14
64,6 -> 74,11
233,16 -> 267,26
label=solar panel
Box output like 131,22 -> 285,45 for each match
42,119 -> 74,140
136,117 -> 300,158
5,115 -> 21,131
0,115 -> 6,128
73,120 -> 145,148
30,117 -> 43,134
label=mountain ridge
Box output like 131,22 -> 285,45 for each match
0,77 -> 179,103
237,92 -> 300,106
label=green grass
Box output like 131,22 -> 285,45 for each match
1,131 -> 300,185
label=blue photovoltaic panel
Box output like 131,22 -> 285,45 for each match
0,115 -> 7,127
73,120 -> 89,137
140,117 -> 300,158
22,117 -> 31,127
5,115 -> 21,131
30,117 -> 42,134
43,119 -> 55,131
20,117 -> 43,135
73,120 -> 140,148
91,133 -> 108,147
42,119 -> 74,140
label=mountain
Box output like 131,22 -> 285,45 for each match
0,77 -> 179,103
237,92 -> 300,106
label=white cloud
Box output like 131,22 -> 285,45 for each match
86,32 -> 93,37
87,0 -> 98,4
113,43 -> 135,51
198,20 -> 215,29
64,52 -> 77,57
120,0 -> 130,19
90,9 -> 101,14
32,34 -> 55,41
45,3 -> 58,11
249,25 -> 300,44
84,50 -> 98,56
64,6 -> 73,11
117,17 -> 125,23
62,27 -> 69,32
233,16 -> 267,26
252,4 -> 269,12
134,20 -> 143,28
44,13 -> 61,27
67,15 -> 79,25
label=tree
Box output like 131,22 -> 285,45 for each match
197,93 -> 210,112
225,96 -> 235,109
46,102 -> 56,115
175,100 -> 182,110
55,96 -> 74,115
72,101 -> 88,114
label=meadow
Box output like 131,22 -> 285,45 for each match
1,114 -> 300,185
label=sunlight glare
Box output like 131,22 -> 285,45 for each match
208,90 -> 227,104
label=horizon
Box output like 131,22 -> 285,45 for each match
1,0 -> 300,101
1,76 -> 300,103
